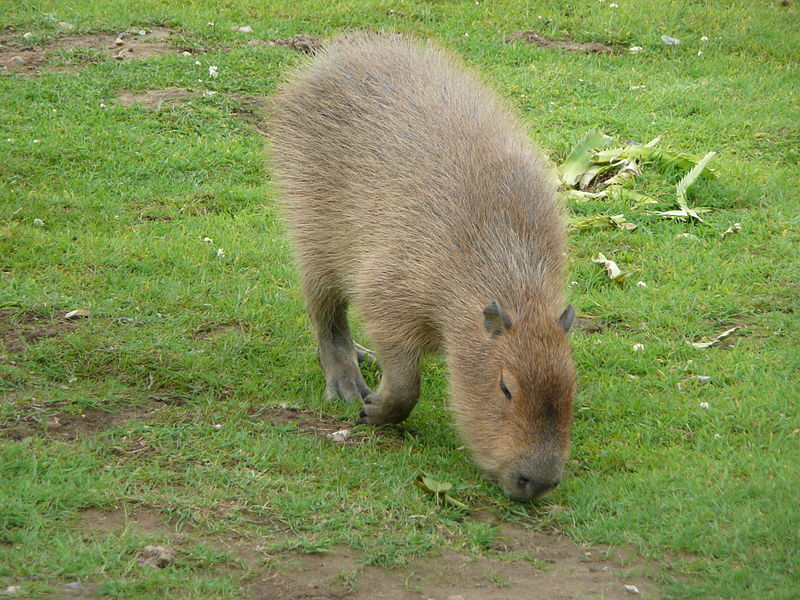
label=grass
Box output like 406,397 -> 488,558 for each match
1,0 -> 798,598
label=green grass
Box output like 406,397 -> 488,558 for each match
1,1 -> 798,598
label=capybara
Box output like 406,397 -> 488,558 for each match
269,34 -> 576,501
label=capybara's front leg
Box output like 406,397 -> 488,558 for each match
358,348 -> 420,424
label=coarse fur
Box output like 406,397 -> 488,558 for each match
269,33 -> 576,501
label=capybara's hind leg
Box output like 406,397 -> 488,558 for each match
306,286 -> 372,403
358,346 -> 421,425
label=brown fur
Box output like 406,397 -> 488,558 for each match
269,34 -> 576,501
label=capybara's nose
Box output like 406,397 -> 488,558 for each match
511,474 -> 558,501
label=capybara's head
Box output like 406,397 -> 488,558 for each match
451,300 -> 576,502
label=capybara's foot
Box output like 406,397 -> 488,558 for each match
357,391 -> 413,425
354,342 -> 380,367
324,368 -> 372,403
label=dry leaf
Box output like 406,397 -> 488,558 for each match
691,326 -> 739,349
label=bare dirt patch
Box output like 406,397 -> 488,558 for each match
0,308 -> 80,354
117,87 -> 198,109
0,399 -> 161,441
247,523 -> 659,599
114,88 -> 268,130
78,506 -> 174,538
269,34 -> 324,54
507,31 -> 616,54
0,26 -> 183,75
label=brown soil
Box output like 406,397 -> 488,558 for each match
74,505 -> 660,599
114,88 -> 268,130
0,308 -> 80,354
116,87 -> 198,109
0,26 -> 183,75
256,405 -> 376,446
269,34 -> 324,54
507,32 -> 616,54
0,397 -> 162,441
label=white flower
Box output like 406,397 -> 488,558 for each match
700,35 -> 709,41
464,32 -> 469,37
699,402 -> 709,409
637,281 -> 647,288
633,343 -> 644,352
202,237 -> 213,243
33,218 -> 44,227
217,248 -> 225,257
23,32 -> 32,39
570,281 -> 579,287
208,65 -> 218,78
697,50 -> 703,56
195,60 -> 201,66
629,46 -> 643,53
610,3 -> 618,7
207,22 -> 215,27
182,51 -> 191,56
33,139 -> 40,143
99,102 -> 107,108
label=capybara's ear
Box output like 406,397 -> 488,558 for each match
483,300 -> 512,337
559,304 -> 576,332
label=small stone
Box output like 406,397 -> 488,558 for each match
629,46 -> 643,53
182,50 -> 191,56
624,584 -> 640,594
138,545 -> 174,568
329,429 -> 351,443
661,35 -> 680,45
64,309 -> 91,320
9,56 -> 26,66
64,582 -> 87,594
46,417 -> 62,431
115,37 -> 125,46
57,22 -> 74,31
232,25 -> 254,33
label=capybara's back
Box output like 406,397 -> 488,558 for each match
270,34 -> 577,502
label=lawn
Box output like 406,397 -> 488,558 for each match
1,1 -> 798,598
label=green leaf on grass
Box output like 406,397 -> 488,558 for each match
676,151 -> 717,209
606,185 -> 661,205
569,214 -> 637,231
563,189 -> 609,202
561,129 -> 614,187
591,146 -> 718,176
416,475 -> 452,494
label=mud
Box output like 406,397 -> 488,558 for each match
0,308 -> 80,354
72,505 -> 660,599
0,398 -> 161,441
507,31 -> 616,54
0,26 -> 183,75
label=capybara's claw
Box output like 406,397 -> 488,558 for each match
354,342 -> 380,367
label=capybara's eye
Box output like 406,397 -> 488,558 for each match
499,379 -> 512,400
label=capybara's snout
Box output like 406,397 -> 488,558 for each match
499,450 -> 566,502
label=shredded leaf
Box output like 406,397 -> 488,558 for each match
564,189 -> 608,202
606,185 -> 661,205
592,252 -> 629,282
691,326 -> 740,349
591,145 -> 718,176
721,223 -> 741,238
561,129 -> 614,187
676,151 -> 717,208
569,214 -> 637,231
